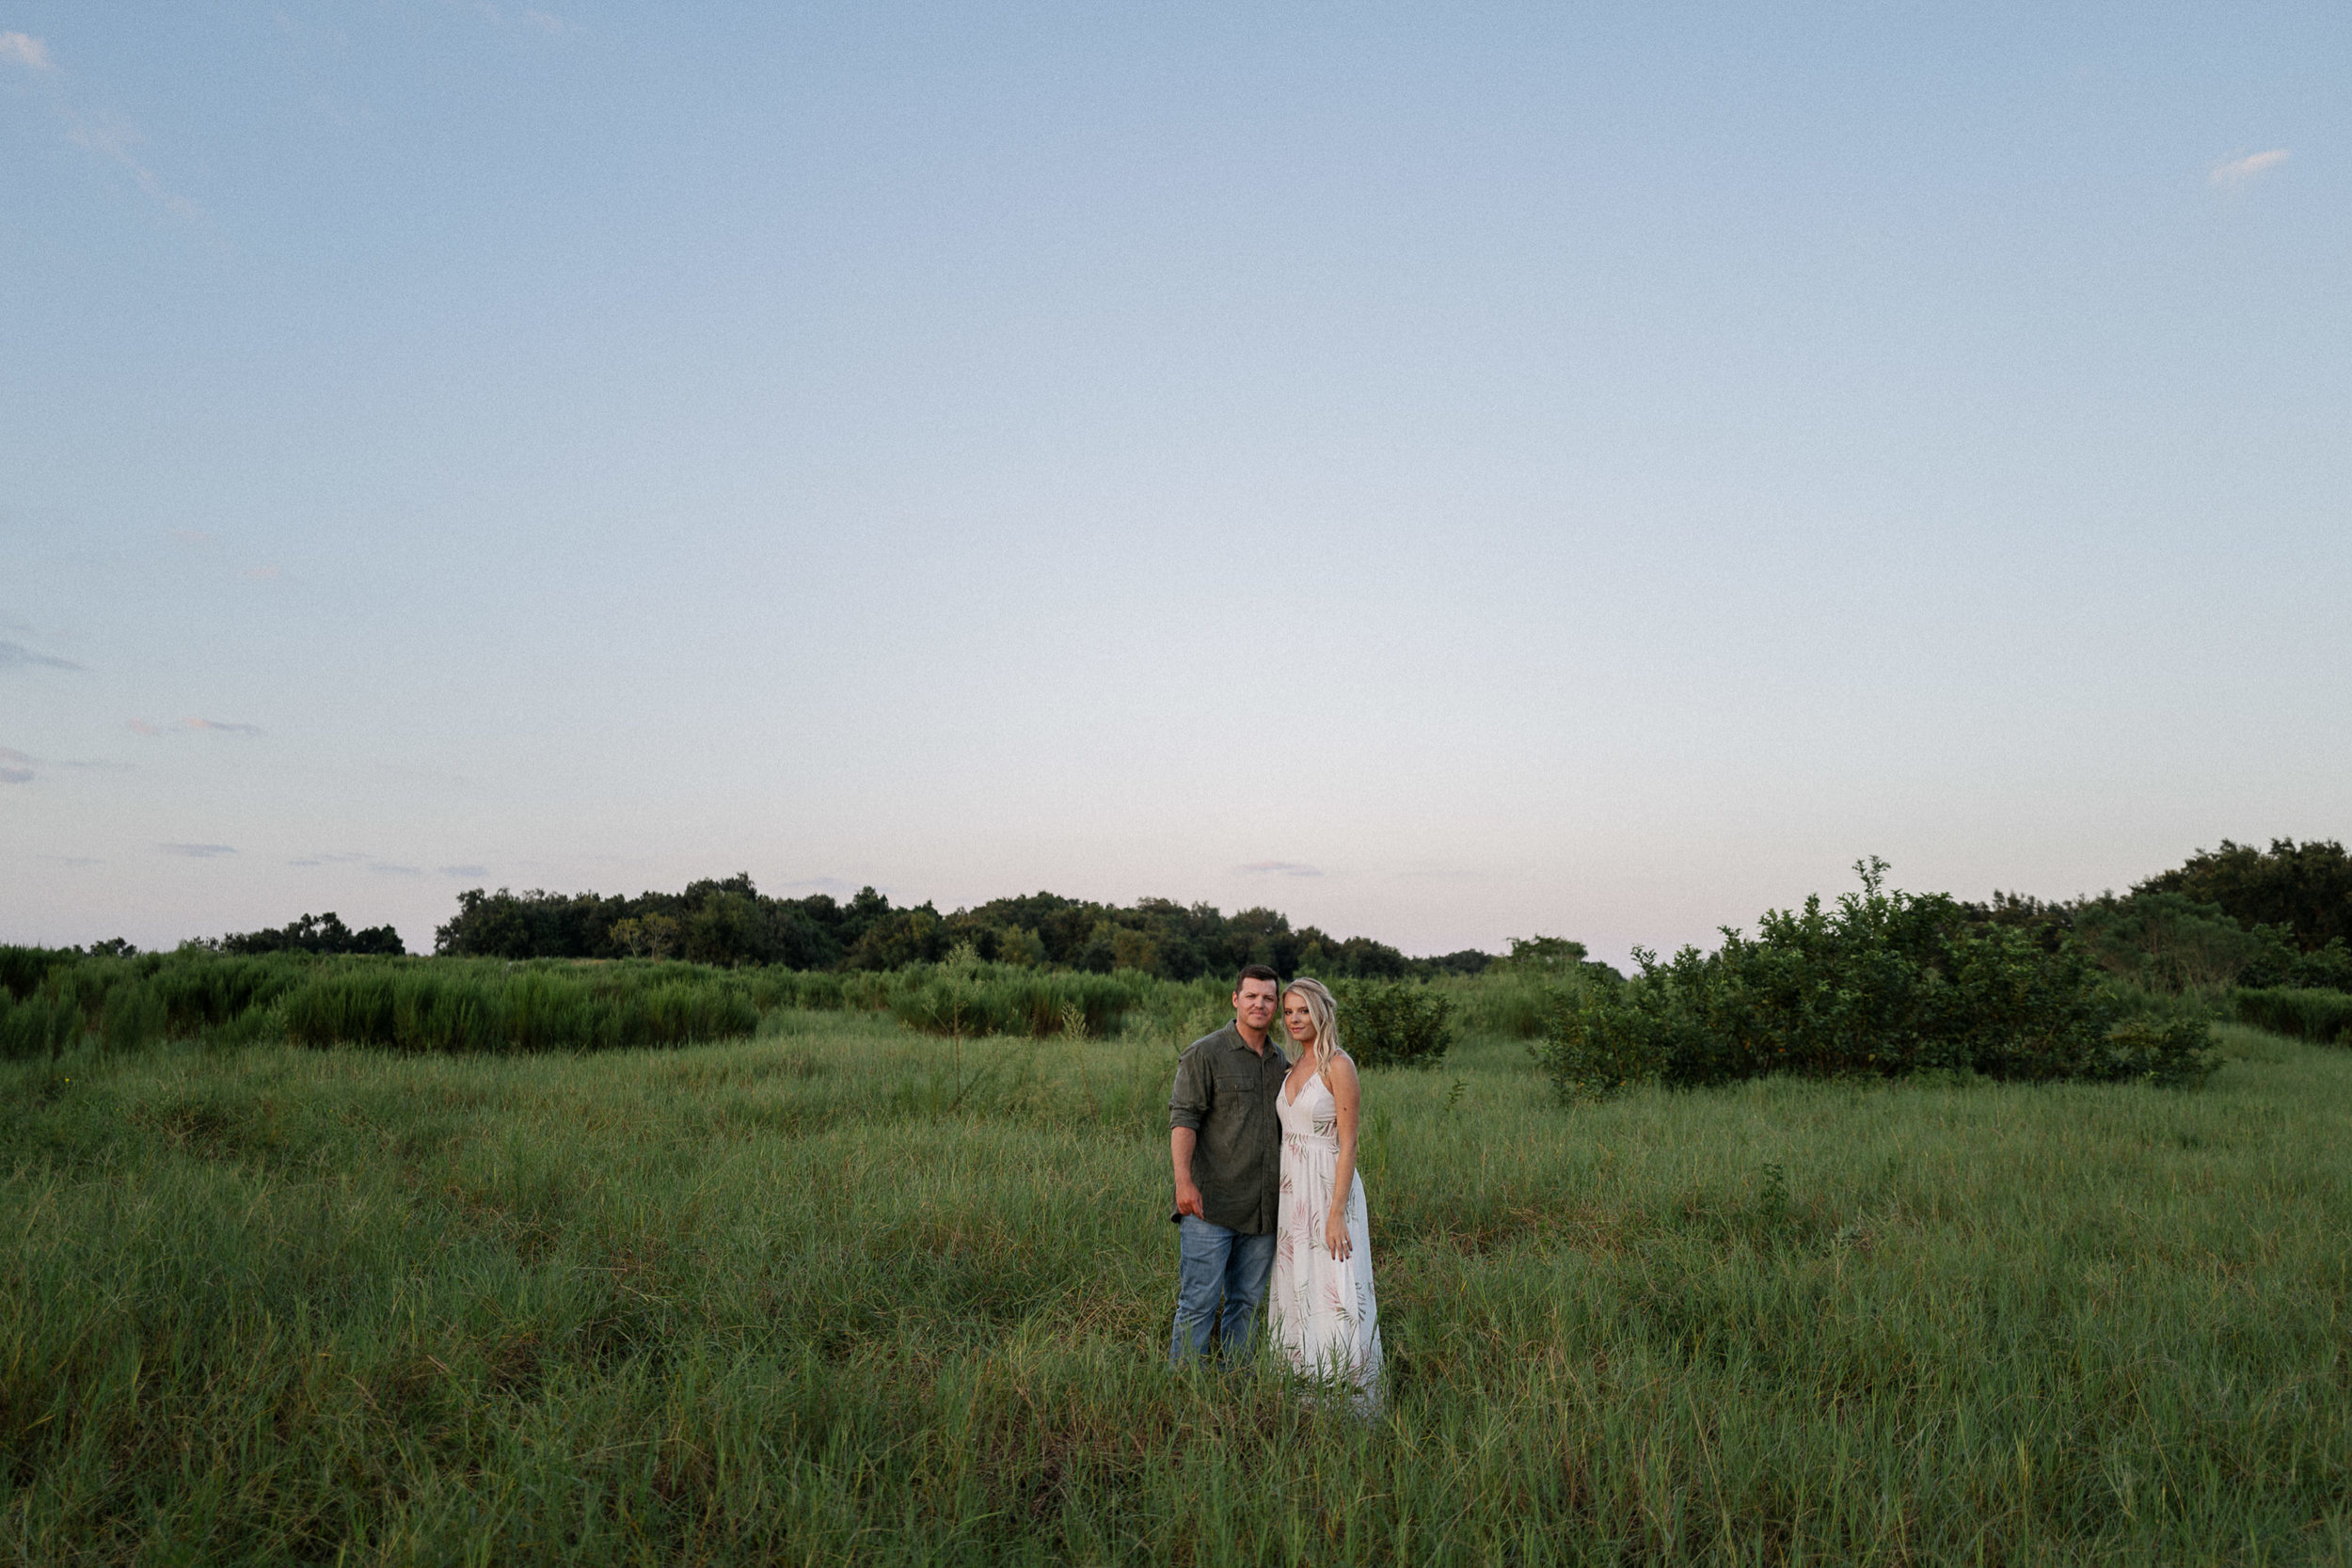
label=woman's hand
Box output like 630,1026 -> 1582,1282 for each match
1324,1209 -> 1350,1261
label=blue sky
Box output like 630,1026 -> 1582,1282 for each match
4,2 -> 2346,962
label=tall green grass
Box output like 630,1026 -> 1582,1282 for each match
3,1017 -> 2347,1562
1,948 -> 313,1058
2232,985 -> 2352,1045
1435,964 -> 1591,1038
882,961 -> 1223,1040
0,948 -> 1238,1058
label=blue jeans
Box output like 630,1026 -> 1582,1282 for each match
1169,1215 -> 1277,1369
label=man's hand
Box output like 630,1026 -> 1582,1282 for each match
1170,1127 -> 1203,1218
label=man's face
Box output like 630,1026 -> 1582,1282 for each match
1233,977 -> 1279,1034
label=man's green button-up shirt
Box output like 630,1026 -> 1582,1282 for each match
1168,1021 -> 1289,1234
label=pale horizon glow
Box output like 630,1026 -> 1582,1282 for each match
4,2 -> 2348,967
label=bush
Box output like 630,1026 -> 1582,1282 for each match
2070,893 -> 2281,991
1538,987 -> 1668,1099
1534,860 -> 2217,1099
2092,1012 -> 2225,1083
2233,988 -> 2352,1046
1336,981 -> 1454,1069
2240,939 -> 2352,993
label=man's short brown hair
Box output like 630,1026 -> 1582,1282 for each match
1235,963 -> 1280,990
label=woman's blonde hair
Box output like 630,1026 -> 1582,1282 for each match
1282,976 -> 1342,1077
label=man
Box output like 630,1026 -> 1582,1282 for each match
1167,963 -> 1288,1368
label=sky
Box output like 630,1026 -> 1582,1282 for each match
3,2 -> 2347,965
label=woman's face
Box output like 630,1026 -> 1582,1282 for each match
1281,991 -> 1317,1045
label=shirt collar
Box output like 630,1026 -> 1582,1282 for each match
1227,1022 -> 1283,1063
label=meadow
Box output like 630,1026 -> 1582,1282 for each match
4,1002 -> 2349,1565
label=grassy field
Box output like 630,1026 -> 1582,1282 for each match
4,1013 -> 2348,1565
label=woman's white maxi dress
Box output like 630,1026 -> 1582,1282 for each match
1268,1064 -> 1383,1409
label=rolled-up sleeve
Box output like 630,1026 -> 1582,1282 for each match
1168,1045 -> 1209,1132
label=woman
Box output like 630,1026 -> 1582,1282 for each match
1267,976 -> 1383,1411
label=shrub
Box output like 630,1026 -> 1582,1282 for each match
2093,1012 -> 2226,1083
1336,981 -> 1454,1069
2071,893 -> 2281,991
1538,987 -> 1668,1099
2240,940 -> 2352,993
1534,860 -> 2217,1099
2233,988 -> 2352,1046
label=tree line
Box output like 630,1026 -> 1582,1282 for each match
428,878 -> 1501,981
1963,836 -> 2352,992
75,836 -> 2352,992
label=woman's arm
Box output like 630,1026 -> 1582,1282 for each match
1324,1054 -> 1361,1261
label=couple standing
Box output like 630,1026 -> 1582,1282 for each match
1168,965 -> 1383,1408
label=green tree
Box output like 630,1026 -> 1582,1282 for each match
224,912 -> 405,957
2138,838 -> 2352,952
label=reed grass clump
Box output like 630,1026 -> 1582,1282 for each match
0,947 -> 315,1059
278,962 -> 764,1053
2233,985 -> 2352,1044
882,962 -> 1222,1039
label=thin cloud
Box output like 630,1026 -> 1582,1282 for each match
0,641 -> 84,672
0,747 -> 122,784
6,38 -> 203,221
523,9 -> 567,33
169,529 -> 216,546
183,718 -> 262,734
66,109 -> 202,220
2211,149 -> 2289,187
160,843 -> 236,858
128,719 -> 162,736
438,863 -> 490,878
0,31 -> 52,69
242,566 -> 281,580
40,854 -> 102,867
1239,861 -> 1324,878
368,863 -> 424,877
